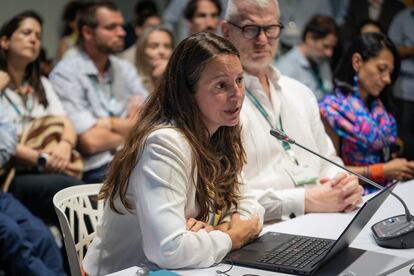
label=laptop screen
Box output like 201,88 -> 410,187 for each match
317,182 -> 397,269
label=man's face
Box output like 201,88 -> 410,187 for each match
92,7 -> 126,54
306,33 -> 337,63
188,0 -> 220,34
222,2 -> 280,73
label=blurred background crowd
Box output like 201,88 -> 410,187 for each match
1,0 -> 414,275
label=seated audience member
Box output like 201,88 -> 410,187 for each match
278,15 -> 339,99
388,7 -> 414,161
341,0 -> 404,47
57,1 -> 85,60
0,11 -> 83,225
135,26 -> 174,93
277,0 -> 334,52
50,2 -> 148,184
120,0 -> 161,65
184,0 -> 222,35
319,33 -> 414,193
163,0 -> 227,42
332,19 -> 383,75
0,77 -> 15,165
222,0 -> 363,222
0,108 -> 65,276
83,32 -> 263,275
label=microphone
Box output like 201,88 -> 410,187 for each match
270,128 -> 414,249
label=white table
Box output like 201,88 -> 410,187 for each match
175,180 -> 414,275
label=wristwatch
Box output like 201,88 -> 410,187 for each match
36,153 -> 49,172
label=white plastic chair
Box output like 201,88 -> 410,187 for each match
53,183 -> 103,276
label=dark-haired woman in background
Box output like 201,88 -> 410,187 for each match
358,19 -> 383,35
319,32 -> 414,194
0,11 -> 83,225
83,32 -> 263,275
120,0 -> 161,64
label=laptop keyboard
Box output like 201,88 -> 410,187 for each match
256,236 -> 335,269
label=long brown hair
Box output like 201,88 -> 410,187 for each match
100,32 -> 245,221
135,26 -> 174,93
0,10 -> 47,108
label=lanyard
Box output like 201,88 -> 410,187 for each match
309,62 -> 330,95
2,90 -> 33,117
88,75 -> 115,116
245,88 -> 299,165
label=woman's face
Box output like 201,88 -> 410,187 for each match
144,30 -> 173,68
355,49 -> 394,98
1,17 -> 41,63
194,54 -> 245,135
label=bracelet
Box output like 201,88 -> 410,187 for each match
369,163 -> 385,182
364,165 -> 370,178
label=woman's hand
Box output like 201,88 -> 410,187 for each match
225,213 -> 262,250
45,140 -> 72,173
186,218 -> 232,233
186,218 -> 214,233
185,213 -> 262,250
214,222 -> 231,232
384,158 -> 414,181
151,59 -> 169,80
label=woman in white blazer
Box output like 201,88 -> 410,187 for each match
83,31 -> 264,275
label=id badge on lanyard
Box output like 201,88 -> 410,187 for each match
284,160 -> 319,186
282,139 -> 318,186
246,89 -> 318,186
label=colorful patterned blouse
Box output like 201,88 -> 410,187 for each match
319,88 -> 397,167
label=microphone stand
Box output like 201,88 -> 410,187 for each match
270,128 -> 414,248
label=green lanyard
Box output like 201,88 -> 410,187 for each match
310,62 -> 329,95
88,75 -> 115,116
245,88 -> 299,165
2,90 -> 33,117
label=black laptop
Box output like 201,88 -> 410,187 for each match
226,182 -> 397,275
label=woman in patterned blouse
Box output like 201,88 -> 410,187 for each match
319,32 -> 414,193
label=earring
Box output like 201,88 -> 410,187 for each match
353,74 -> 359,93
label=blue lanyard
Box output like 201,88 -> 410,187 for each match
2,90 -> 33,117
245,88 -> 299,165
88,75 -> 115,116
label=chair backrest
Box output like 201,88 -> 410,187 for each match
53,183 -> 103,276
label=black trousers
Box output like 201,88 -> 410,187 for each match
9,173 -> 83,226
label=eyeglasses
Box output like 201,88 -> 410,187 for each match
227,21 -> 284,39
